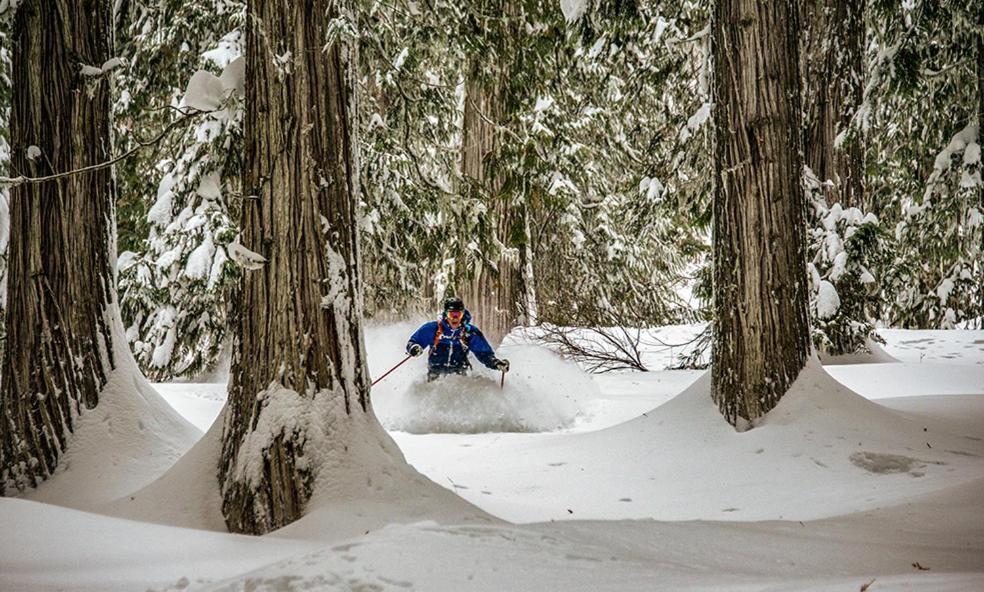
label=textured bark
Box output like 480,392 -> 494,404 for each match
0,0 -> 117,493
978,3 -> 984,328
458,53 -> 529,346
218,0 -> 370,534
711,0 -> 812,426
802,0 -> 865,208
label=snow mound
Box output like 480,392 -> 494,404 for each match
405,356 -> 984,523
277,408 -> 496,542
101,411 -> 227,531
105,382 -> 493,536
819,337 -> 900,365
373,344 -> 598,434
22,315 -> 200,510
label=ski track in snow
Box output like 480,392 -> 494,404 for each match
1,327 -> 982,591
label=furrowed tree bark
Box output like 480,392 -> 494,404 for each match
218,0 -> 371,534
801,0 -> 865,208
978,2 -> 983,329
457,1 -> 534,346
0,0 -> 117,493
711,0 -> 812,427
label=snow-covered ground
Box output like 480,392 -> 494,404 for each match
2,326 -> 982,591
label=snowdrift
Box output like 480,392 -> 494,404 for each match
22,322 -> 200,510
102,412 -> 227,530
105,394 -> 495,536
396,356 -> 984,523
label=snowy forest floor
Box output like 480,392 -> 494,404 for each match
2,326 -> 983,591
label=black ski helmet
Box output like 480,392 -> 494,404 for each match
443,296 -> 465,312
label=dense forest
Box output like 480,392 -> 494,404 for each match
2,0 -> 978,386
0,0 -> 981,587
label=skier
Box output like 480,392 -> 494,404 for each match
406,296 -> 510,382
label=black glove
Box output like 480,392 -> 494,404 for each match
494,358 -> 510,372
408,343 -> 424,357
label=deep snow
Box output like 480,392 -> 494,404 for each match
1,326 -> 982,591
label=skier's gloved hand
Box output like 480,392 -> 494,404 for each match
494,358 -> 510,372
408,343 -> 424,357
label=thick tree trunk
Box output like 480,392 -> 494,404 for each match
458,55 -> 529,346
802,0 -> 865,208
0,0 -> 117,493
218,0 -> 372,534
711,0 -> 812,427
978,4 -> 983,329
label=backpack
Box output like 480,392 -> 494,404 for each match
433,319 -> 471,350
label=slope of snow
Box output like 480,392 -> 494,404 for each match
21,321 -> 200,510
3,328 -> 981,591
0,498 -> 319,592
4,476 -> 981,591
105,377 -> 494,537
393,357 -> 984,523
101,412 -> 227,531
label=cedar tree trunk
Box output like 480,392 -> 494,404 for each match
711,0 -> 812,427
456,1 -> 535,345
802,0 -> 865,208
217,0 -> 372,534
0,0 -> 117,493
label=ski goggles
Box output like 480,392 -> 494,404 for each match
446,309 -> 464,321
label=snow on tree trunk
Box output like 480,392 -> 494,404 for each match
710,0 -> 812,427
0,0 -> 118,492
217,0 -> 374,534
458,48 -> 529,346
801,0 -> 865,209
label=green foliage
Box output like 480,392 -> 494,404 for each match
115,0 -> 244,379
866,0 -> 982,328
804,182 -> 887,355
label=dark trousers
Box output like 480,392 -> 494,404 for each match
427,365 -> 470,382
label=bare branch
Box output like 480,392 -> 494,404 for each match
1,106 -> 214,189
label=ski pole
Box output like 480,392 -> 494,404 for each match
500,370 -> 505,390
371,355 -> 412,387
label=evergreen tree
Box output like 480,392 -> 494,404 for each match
357,0 -> 468,319
804,181 -> 886,354
1,0 -> 120,491
359,0 -> 705,335
866,0 -> 982,328
115,1 -> 244,379
800,0 -> 884,356
218,0 -> 378,534
711,0 -> 812,427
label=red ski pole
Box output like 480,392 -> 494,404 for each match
371,355 -> 413,387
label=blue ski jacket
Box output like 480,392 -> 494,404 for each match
407,311 -> 498,371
